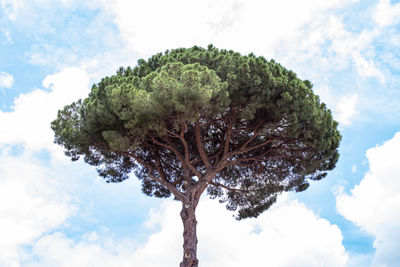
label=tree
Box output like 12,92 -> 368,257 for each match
51,45 -> 341,267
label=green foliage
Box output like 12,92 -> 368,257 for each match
105,62 -> 229,137
51,45 -> 341,219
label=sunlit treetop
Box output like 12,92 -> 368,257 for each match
52,45 -> 341,219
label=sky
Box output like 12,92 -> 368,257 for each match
0,0 -> 399,266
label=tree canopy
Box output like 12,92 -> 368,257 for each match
51,45 -> 341,219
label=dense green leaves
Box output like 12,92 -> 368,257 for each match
51,45 -> 341,219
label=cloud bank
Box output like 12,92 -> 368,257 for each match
22,195 -> 348,267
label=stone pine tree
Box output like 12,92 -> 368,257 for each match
51,45 -> 341,267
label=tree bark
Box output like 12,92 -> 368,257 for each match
179,201 -> 199,267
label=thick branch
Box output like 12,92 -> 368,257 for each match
227,138 -> 277,158
154,148 -> 172,183
148,132 -> 184,162
239,120 -> 265,150
148,132 -> 203,179
179,122 -> 191,173
190,151 -> 219,167
195,120 -> 211,169
221,119 -> 234,160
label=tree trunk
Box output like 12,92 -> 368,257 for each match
179,201 -> 199,267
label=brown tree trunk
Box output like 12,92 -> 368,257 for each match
179,201 -> 199,267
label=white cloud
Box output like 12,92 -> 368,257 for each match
277,14 -> 385,83
336,94 -> 358,126
0,152 -> 74,267
25,232 -> 137,267
106,0 -> 357,58
0,64 -> 91,267
352,53 -> 385,83
0,0 -> 20,21
336,132 -> 400,266
352,165 -> 357,173
1,0 -> 101,22
314,86 -> 358,126
0,67 -> 90,156
1,28 -> 12,44
6,0 -> 134,81
197,196 -> 348,267
0,71 -> 14,88
372,0 -> 400,27
25,195 -> 348,267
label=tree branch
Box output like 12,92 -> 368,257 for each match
148,132 -> 203,179
221,119 -> 234,161
227,138 -> 277,158
195,120 -> 211,169
179,122 -> 191,169
219,146 -> 311,171
153,148 -> 171,183
209,181 -> 259,193
239,120 -> 265,149
115,150 -> 186,201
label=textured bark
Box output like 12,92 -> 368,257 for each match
179,201 -> 199,267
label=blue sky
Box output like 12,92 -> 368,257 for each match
0,0 -> 400,266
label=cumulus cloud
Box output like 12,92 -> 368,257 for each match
0,67 -> 90,156
25,232 -> 137,267
0,66 -> 133,267
336,132 -> 400,266
0,71 -> 14,88
0,67 -> 92,267
0,152 -> 74,267
197,196 -> 348,267
25,195 -> 348,267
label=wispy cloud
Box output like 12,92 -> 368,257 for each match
1,28 -> 12,44
352,165 -> 357,173
352,53 -> 385,84
0,0 -> 20,21
372,0 -> 400,27
0,71 -> 14,88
